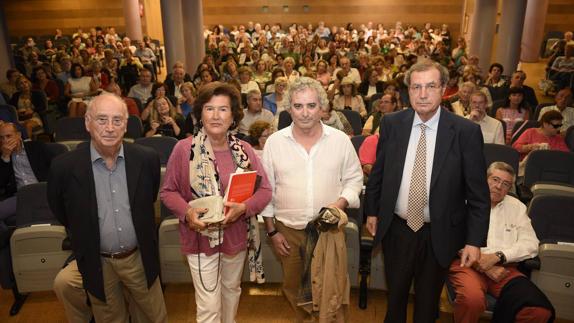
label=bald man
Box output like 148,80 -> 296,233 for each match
48,93 -> 167,323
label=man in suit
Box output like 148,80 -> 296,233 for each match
48,93 -> 167,323
365,61 -> 490,323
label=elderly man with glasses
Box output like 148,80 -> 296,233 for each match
448,162 -> 553,323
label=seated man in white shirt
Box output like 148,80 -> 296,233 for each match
127,68 -> 153,104
238,90 -> 274,135
332,57 -> 362,85
537,88 -> 574,134
467,91 -> 505,144
261,77 -> 363,322
448,162 -> 552,323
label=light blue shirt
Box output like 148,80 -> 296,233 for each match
90,144 -> 137,253
11,144 -> 39,189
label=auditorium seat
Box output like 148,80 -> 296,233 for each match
529,194 -> 574,320
522,150 -> 574,200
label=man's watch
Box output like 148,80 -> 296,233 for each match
495,251 -> 507,265
266,229 -> 278,238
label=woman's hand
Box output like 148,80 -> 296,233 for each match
222,202 -> 246,225
151,121 -> 160,130
186,207 -> 208,232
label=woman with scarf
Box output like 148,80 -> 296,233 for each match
160,82 -> 272,323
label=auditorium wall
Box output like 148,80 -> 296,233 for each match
1,0 -> 573,45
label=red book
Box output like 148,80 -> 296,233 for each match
224,171 -> 258,203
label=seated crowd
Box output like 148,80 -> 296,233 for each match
0,20 -> 572,323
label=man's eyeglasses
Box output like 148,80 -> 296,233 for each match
551,123 -> 563,129
488,176 -> 513,190
409,83 -> 442,93
94,116 -> 126,127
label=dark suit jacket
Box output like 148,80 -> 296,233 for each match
47,143 -> 161,302
0,141 -> 55,200
364,108 -> 490,268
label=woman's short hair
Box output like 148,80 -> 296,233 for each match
274,76 -> 288,87
15,75 -> 30,91
193,82 -> 244,130
283,56 -> 296,66
70,63 -> 85,78
540,110 -> 563,124
238,66 -> 252,76
248,120 -> 272,140
283,77 -> 329,112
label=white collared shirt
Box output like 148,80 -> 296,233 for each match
482,195 -> 539,262
261,123 -> 363,229
394,108 -> 441,222
469,114 -> 505,144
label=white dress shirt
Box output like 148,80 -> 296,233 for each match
331,67 -> 362,85
394,108 -> 441,222
468,114 -> 505,145
482,195 -> 539,263
261,123 -> 363,229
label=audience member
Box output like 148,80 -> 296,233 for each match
9,76 -> 46,138
508,71 -> 538,110
0,69 -> 21,102
513,110 -> 568,162
363,94 -> 398,135
248,120 -> 272,155
496,87 -> 530,144
263,77 -> 288,115
448,162 -> 553,323
145,97 -> 185,139
468,91 -> 505,144
65,63 -> 98,117
128,68 -> 154,104
238,90 -> 273,135
537,88 -> 574,133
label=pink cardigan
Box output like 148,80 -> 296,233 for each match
160,136 -> 272,256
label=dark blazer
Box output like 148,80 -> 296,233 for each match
47,143 -> 161,302
364,108 -> 490,268
9,90 -> 48,116
358,80 -> 385,97
0,141 -> 55,200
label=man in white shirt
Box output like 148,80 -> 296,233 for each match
127,68 -> 153,104
448,162 -> 552,323
537,88 -> 574,134
238,90 -> 273,136
261,77 -> 363,322
332,57 -> 362,85
468,91 -> 505,144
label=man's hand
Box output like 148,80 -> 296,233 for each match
270,232 -> 291,257
328,197 -> 348,211
484,266 -> 510,283
366,216 -> 378,237
475,253 -> 500,272
1,138 -> 18,160
222,202 -> 246,225
186,207 -> 208,231
460,245 -> 481,267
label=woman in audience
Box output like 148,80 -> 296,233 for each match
264,68 -> 286,93
102,49 -> 119,79
220,59 -> 239,82
358,68 -> 385,104
485,63 -> 506,88
315,38 -> 329,60
248,120 -> 272,156
450,81 -> 475,116
315,59 -> 331,90
320,101 -> 354,136
180,82 -> 196,119
141,82 -> 179,120
197,70 -> 214,90
282,57 -> 300,81
238,66 -> 260,94
10,75 -> 46,138
443,70 -> 459,100
362,94 -> 398,135
327,54 -> 339,75
160,82 -> 271,323
496,87 -> 531,144
144,96 -> 185,139
31,66 -> 60,105
332,77 -> 367,118
65,63 -> 98,117
42,39 -> 57,60
263,76 -> 288,115
89,60 -> 110,90
451,37 -> 467,67
512,110 -> 568,161
297,55 -> 315,76
252,59 -> 271,92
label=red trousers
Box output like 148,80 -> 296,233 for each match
448,259 -> 552,323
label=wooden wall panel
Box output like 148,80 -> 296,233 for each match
2,0 -> 572,45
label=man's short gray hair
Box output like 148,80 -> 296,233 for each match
282,77 -> 329,111
404,60 -> 450,87
487,161 -> 516,183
